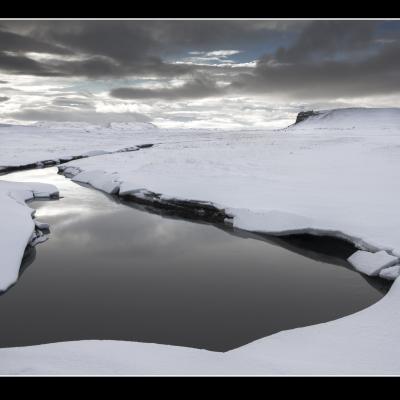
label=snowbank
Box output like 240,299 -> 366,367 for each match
0,180 -> 58,291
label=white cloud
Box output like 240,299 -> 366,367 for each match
174,49 -> 244,67
205,50 -> 241,57
189,50 -> 241,57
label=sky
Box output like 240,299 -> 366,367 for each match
1,19 -> 400,129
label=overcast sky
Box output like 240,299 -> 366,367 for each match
1,19 -> 400,129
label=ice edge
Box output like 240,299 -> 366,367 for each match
57,164 -> 398,281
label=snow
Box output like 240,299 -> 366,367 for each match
348,250 -> 399,276
81,150 -> 110,157
0,122 -> 159,168
106,121 -> 157,131
71,169 -> 121,194
33,120 -> 157,131
380,265 -> 400,281
33,121 -> 103,130
0,180 -> 58,291
1,107 -> 400,374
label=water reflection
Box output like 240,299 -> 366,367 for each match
0,168 -> 391,351
118,199 -> 390,295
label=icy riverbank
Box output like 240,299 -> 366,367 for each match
58,108 -> 400,280
0,181 -> 58,291
1,108 -> 400,374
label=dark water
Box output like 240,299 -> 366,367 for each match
0,168 -> 391,351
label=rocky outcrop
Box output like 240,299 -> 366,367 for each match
295,110 -> 320,124
120,189 -> 232,223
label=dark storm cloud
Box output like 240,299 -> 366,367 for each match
48,56 -> 193,78
0,96 -> 9,102
0,28 -> 71,55
232,59 -> 400,99
1,20 -> 400,102
227,21 -> 400,100
111,75 -> 224,100
0,51 -> 65,76
108,20 -> 400,101
0,51 -> 192,78
272,21 -> 377,62
138,20 -> 303,54
3,20 -> 301,58
0,21 -> 191,77
0,20 -> 299,78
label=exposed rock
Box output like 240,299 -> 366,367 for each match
295,110 -> 320,124
121,189 -> 231,223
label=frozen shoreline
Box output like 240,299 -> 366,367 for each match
0,144 -> 154,175
0,180 -> 58,292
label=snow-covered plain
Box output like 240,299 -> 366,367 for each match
0,120 -> 227,169
1,108 -> 400,374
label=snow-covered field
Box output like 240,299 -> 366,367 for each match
1,107 -> 400,375
0,120 -> 231,169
